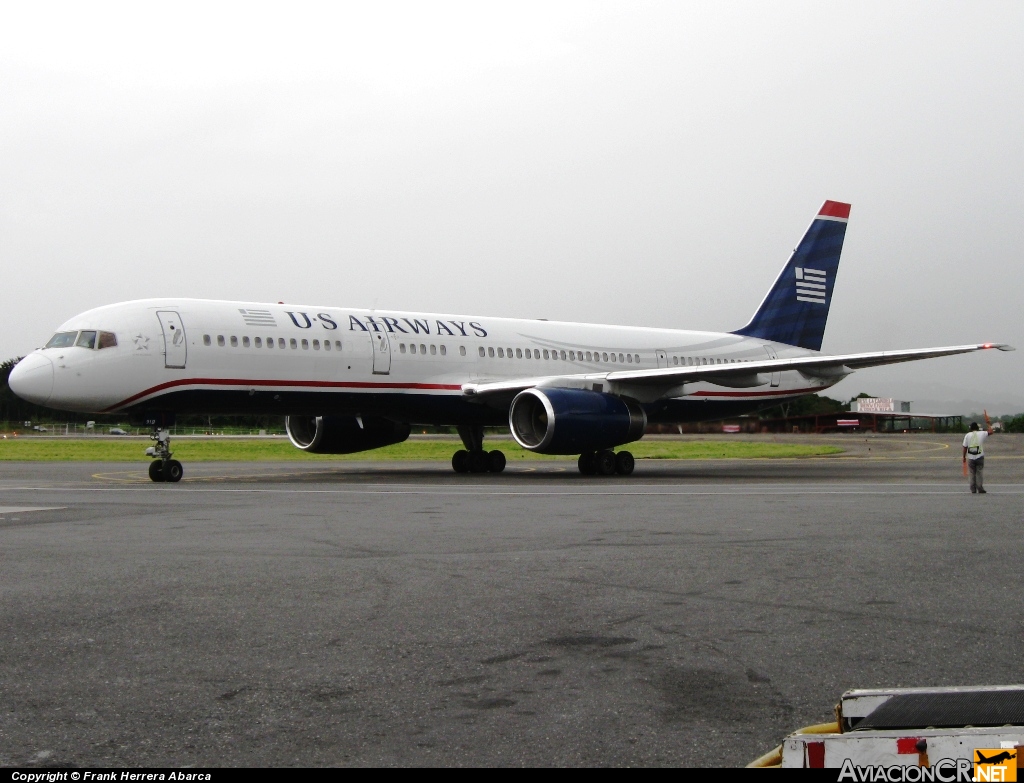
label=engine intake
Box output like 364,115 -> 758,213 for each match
285,415 -> 411,454
509,388 -> 646,455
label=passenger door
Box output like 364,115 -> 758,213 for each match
656,349 -> 669,369
157,311 -> 187,369
371,330 -> 391,375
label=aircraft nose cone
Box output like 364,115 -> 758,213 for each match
8,353 -> 54,405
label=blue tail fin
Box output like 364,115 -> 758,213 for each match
732,201 -> 850,351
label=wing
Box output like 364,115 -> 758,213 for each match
461,343 -> 1014,399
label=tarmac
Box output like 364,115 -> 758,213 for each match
1,433 -> 1022,767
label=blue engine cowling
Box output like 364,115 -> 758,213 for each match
285,415 -> 411,454
508,388 -> 646,455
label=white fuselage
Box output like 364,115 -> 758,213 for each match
11,298 -> 831,424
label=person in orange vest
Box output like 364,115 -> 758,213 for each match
962,421 -> 993,494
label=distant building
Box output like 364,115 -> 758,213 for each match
852,398 -> 912,413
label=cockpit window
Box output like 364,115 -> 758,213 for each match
76,331 -> 98,349
45,332 -> 78,349
98,331 -> 117,349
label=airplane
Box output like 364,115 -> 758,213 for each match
8,201 -> 1013,482
976,751 -> 1016,765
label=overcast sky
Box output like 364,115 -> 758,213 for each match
2,2 -> 1021,412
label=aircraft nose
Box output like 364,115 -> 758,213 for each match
8,353 -> 54,405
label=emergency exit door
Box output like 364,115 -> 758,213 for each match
157,311 -> 187,369
371,330 -> 391,375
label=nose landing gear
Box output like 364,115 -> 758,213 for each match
145,427 -> 183,483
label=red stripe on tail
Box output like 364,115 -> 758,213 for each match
818,200 -> 851,219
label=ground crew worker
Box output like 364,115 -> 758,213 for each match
962,421 -> 992,494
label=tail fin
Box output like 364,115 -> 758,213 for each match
732,200 -> 850,351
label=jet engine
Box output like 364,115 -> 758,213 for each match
285,415 -> 411,454
508,388 -> 646,455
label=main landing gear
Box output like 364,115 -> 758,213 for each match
451,424 -> 506,474
578,449 -> 635,476
145,427 -> 183,483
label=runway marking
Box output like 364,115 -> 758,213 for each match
0,506 -> 66,513
3,485 -> 1023,497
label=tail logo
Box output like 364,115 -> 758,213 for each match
794,267 -> 827,304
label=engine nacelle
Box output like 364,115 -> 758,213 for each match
285,415 -> 411,454
509,388 -> 646,455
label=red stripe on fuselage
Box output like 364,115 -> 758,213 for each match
102,377 -> 463,412
686,386 -> 826,398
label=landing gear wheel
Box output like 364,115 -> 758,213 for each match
578,451 -> 598,475
614,450 -> 635,476
164,459 -> 184,483
148,460 -> 165,482
596,449 -> 617,476
452,450 -> 471,473
487,450 -> 506,473
469,450 -> 489,473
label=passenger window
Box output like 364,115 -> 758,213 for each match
400,344 -> 407,354
430,345 -> 436,355
242,336 -> 250,348
560,350 -> 566,360
478,347 -> 485,357
673,356 -> 678,366
420,344 -> 426,354
76,331 -> 97,349
618,353 -> 624,363
569,350 -> 575,361
516,348 -> 522,358
584,351 -> 591,361
610,353 -> 616,363
313,339 -> 320,350
230,336 -> 238,347
626,354 -> 632,363
267,337 -> 274,349
524,349 -> 531,359
279,338 -> 285,348
459,346 -> 466,356
543,349 -> 549,359
440,345 -> 446,356
302,339 -> 309,349
601,352 -> 607,362
254,337 -> 262,348
203,335 -> 212,346
488,347 -> 495,357
634,354 -> 640,364
497,347 -> 504,358
324,340 -> 331,351
335,341 -> 342,350
412,344 -> 418,354
217,336 -> 225,346
290,338 -> 297,349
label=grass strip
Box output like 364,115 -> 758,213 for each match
0,437 -> 842,462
